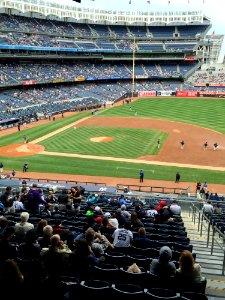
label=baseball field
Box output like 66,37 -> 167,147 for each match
0,97 -> 225,185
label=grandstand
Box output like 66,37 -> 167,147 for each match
0,0 -> 219,122
0,0 -> 225,299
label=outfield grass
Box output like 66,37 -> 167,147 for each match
0,98 -> 224,185
0,155 -> 225,185
40,126 -> 168,158
102,97 -> 225,134
0,111 -> 90,146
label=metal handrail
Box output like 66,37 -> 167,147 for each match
8,176 -> 107,186
211,226 -> 225,276
117,183 -> 187,194
189,202 -> 225,275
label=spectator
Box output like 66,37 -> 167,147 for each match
68,238 -> 101,278
69,186 -> 82,206
176,250 -> 203,282
130,212 -> 144,230
112,221 -> 133,248
146,204 -> 158,219
0,259 -> 24,298
113,209 -> 127,228
0,216 -> 8,237
150,246 -> 176,278
0,186 -> 14,212
18,229 -> 41,260
132,227 -> 151,248
203,181 -> 208,191
99,216 -> 116,243
85,201 -> 95,216
0,227 -> 18,264
156,200 -> 167,212
118,194 -> 132,206
38,225 -> 53,248
169,200 -> 182,216
120,204 -> 131,219
200,187 -> 206,200
85,227 -> 113,257
214,203 -> 222,214
57,189 -> 69,210
202,200 -> 214,216
35,219 -> 48,238
26,183 -> 48,214
134,204 -> 146,219
40,234 -> 71,277
41,233 -> 71,255
12,192 -> 24,212
14,212 -> 34,239
155,203 -> 173,224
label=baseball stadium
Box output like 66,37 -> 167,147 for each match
0,0 -> 225,299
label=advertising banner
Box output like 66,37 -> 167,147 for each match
157,91 -> 175,96
194,83 -> 206,87
198,91 -> 225,97
209,83 -> 225,87
176,91 -> 198,97
52,79 -> 64,83
75,76 -> 85,82
22,80 -> 36,85
138,91 -> 156,97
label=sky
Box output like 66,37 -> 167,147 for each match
66,0 -> 225,61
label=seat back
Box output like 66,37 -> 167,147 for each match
181,292 -> 208,300
92,263 -> 121,283
146,288 -> 178,299
175,273 -> 207,294
119,268 -> 149,287
112,283 -> 146,300
68,279 -> 111,298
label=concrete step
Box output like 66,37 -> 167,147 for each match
182,211 -> 225,298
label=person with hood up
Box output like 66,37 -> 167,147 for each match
150,246 -> 176,278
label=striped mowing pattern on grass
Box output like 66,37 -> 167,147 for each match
0,111 -> 90,146
39,126 -> 168,158
0,98 -> 225,184
101,97 -> 225,134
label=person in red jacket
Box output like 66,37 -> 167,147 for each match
156,200 -> 167,212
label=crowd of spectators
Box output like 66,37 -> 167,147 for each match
0,181 -> 209,298
0,13 -> 207,41
0,80 -> 182,121
0,62 -> 187,87
187,70 -> 225,84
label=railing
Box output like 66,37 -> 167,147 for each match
117,183 -> 187,195
211,226 -> 225,276
190,202 -> 225,275
8,176 -> 106,186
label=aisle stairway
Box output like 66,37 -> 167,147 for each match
182,211 -> 225,299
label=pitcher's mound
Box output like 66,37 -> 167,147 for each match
0,144 -> 45,157
90,136 -> 113,143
